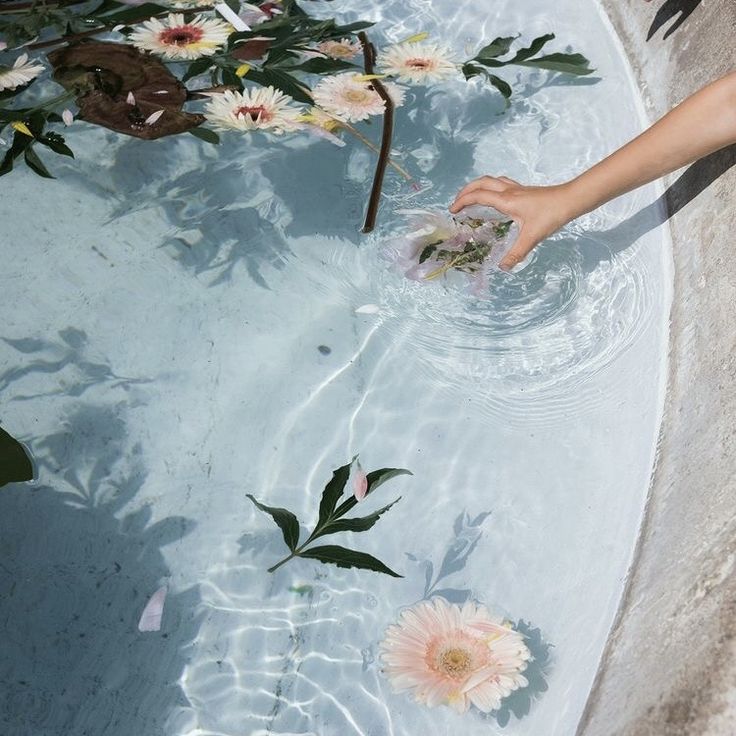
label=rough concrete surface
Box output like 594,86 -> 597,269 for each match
579,1 -> 736,735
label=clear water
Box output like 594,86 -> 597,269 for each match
0,0 -> 672,734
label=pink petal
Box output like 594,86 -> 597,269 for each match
138,585 -> 167,632
353,464 -> 368,501
62,109 -> 74,126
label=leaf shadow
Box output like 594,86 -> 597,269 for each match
0,328 -> 148,401
0,404 -> 202,736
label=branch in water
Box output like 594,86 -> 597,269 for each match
358,30 -> 395,234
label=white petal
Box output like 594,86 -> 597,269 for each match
355,304 -> 380,314
62,109 -> 74,126
138,585 -> 167,632
145,109 -> 165,125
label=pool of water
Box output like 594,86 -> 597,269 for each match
0,0 -> 672,734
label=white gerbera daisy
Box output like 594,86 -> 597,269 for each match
129,13 -> 231,60
312,72 -> 405,123
0,53 -> 44,92
203,86 -> 302,133
377,41 -> 458,85
316,38 -> 362,60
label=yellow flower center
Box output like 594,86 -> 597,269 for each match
344,88 -> 372,103
437,647 -> 473,679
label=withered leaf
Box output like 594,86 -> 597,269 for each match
49,41 -> 204,140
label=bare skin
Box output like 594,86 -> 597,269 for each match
450,72 -> 736,270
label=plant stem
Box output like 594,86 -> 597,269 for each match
358,30 -> 394,234
342,121 -> 413,183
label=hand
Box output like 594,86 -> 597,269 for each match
449,176 -> 579,271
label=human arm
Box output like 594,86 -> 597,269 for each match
449,71 -> 736,270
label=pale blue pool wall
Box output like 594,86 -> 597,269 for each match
580,1 -> 736,734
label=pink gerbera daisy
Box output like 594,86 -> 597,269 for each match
380,597 -> 531,713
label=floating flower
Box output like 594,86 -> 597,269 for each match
312,72 -> 405,123
204,86 -> 302,133
0,53 -> 44,92
377,41 -> 457,85
129,13 -> 231,60
380,597 -> 531,713
391,208 -> 516,283
316,38 -> 362,60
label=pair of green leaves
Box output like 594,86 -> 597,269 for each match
0,110 -> 74,179
248,459 -> 412,577
463,33 -> 594,101
0,426 -> 33,488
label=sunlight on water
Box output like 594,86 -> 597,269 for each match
0,0 -> 671,734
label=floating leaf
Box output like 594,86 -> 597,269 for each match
318,497 -> 401,536
475,35 -> 518,60
24,146 -> 54,178
0,427 -> 33,488
316,459 -> 352,528
247,493 -> 301,551
333,467 -> 412,517
508,33 -> 556,63
299,545 -> 402,577
515,52 -> 594,76
244,67 -> 313,103
189,127 -> 221,144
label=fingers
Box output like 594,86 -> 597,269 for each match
449,189 -> 508,215
452,175 -> 511,203
499,229 -> 539,272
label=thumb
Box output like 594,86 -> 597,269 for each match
499,227 -> 540,272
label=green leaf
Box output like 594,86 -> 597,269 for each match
0,427 -> 33,488
299,545 -> 402,577
509,33 -> 555,63
419,244 -> 437,263
318,497 -> 401,536
97,2 -> 168,24
283,57 -> 356,74
515,52 -> 595,76
244,68 -> 314,104
366,468 -> 413,495
189,127 -> 220,144
475,35 -> 518,60
487,73 -> 513,100
333,467 -> 412,518
182,57 -> 215,82
462,62 -> 483,80
24,147 -> 54,179
39,136 -> 74,158
317,460 -> 352,528
0,148 -> 15,177
247,493 -> 301,551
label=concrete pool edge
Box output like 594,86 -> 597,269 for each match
579,2 -> 736,735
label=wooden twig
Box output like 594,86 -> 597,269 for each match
358,30 -> 394,234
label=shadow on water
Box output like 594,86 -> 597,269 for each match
646,0 -> 705,40
408,510 -> 552,729
0,404 -> 201,736
580,143 -> 736,267
0,328 -> 148,400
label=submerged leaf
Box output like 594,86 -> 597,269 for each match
0,427 -> 33,487
299,545 -> 402,577
475,35 -> 518,60
247,493 -> 301,551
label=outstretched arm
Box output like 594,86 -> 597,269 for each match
450,71 -> 736,270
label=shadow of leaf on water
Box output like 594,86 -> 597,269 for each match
407,510 -> 553,727
1,328 -> 149,401
0,403 -> 202,736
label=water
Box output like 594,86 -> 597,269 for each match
0,0 -> 671,734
